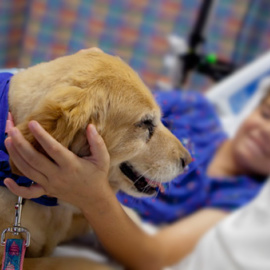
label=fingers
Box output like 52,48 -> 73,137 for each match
86,125 -> 110,170
5,120 -> 13,134
5,112 -> 15,134
4,178 -> 46,199
27,121 -> 74,167
5,137 -> 48,186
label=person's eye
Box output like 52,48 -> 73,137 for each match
261,108 -> 270,119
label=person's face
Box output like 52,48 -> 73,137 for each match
232,95 -> 270,176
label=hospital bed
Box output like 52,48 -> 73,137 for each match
206,49 -> 270,137
1,49 -> 270,269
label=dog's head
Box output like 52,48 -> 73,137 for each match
9,49 -> 191,197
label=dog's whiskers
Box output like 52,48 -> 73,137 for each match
139,169 -> 157,194
131,168 -> 170,197
153,172 -> 163,198
140,170 -> 165,196
133,168 -> 152,186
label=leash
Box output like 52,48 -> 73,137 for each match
1,196 -> 30,270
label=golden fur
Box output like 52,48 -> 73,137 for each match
0,49 -> 191,269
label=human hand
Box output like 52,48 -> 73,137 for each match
5,112 -> 15,134
4,121 -> 110,209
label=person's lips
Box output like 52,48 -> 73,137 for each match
245,136 -> 267,157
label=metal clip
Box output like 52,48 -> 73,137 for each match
1,196 -> 31,247
1,226 -> 30,247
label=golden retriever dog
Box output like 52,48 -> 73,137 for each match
0,48 -> 191,269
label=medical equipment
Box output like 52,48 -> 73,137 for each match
206,50 -> 270,137
160,0 -> 236,89
179,0 -> 235,86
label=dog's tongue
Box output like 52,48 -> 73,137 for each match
146,179 -> 165,193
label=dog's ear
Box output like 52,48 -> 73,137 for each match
10,86 -> 100,175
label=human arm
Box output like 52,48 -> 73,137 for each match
4,122 -> 228,269
82,197 -> 227,269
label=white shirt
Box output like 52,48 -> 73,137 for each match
172,178 -> 270,270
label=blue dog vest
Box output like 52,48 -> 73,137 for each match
0,72 -> 57,206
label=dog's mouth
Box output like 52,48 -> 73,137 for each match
119,162 -> 164,195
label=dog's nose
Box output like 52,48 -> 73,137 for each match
180,151 -> 192,168
180,158 -> 186,168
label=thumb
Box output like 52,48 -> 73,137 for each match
4,178 -> 46,199
86,125 -> 110,169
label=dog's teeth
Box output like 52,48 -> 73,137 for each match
146,179 -> 165,193
154,182 -> 165,193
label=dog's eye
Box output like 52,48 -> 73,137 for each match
141,119 -> 155,140
143,120 -> 154,138
136,118 -> 156,141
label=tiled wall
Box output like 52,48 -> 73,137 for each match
0,0 -> 269,91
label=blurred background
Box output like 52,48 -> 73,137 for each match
0,0 -> 269,92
